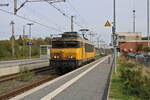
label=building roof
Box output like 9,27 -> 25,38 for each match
117,32 -> 142,36
125,40 -> 150,42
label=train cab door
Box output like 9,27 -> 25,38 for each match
82,41 -> 85,64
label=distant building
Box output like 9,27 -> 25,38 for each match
117,32 -> 142,54
117,32 -> 142,45
120,40 -> 149,54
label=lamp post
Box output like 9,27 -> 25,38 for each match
23,25 -> 26,58
147,0 -> 150,47
10,21 -> 15,58
27,23 -> 34,59
113,0 -> 117,73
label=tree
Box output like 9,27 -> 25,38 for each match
17,35 -> 23,46
0,40 -> 12,59
10,35 -> 15,41
44,37 -> 52,45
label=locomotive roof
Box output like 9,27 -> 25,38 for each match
52,32 -> 95,46
53,32 -> 82,40
62,32 -> 82,39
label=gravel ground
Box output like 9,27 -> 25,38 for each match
0,70 -> 58,97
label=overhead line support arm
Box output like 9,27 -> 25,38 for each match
14,0 -> 65,14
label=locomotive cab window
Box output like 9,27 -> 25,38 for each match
52,41 -> 81,48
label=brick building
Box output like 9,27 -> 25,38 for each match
120,40 -> 149,54
117,32 -> 142,45
116,32 -> 145,54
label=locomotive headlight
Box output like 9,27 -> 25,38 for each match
54,55 -> 60,59
54,56 -> 57,59
68,55 -> 74,59
57,56 -> 60,58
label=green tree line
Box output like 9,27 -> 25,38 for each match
0,36 -> 52,61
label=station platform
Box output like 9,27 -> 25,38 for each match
10,56 -> 112,100
0,59 -> 49,77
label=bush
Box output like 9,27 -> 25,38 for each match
118,56 -> 128,63
119,59 -> 150,100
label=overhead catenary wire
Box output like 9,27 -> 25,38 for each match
17,0 -> 67,31
0,8 -> 63,32
17,0 -> 79,30
33,1 -> 97,39
45,1 -> 84,28
67,1 -> 97,33
1,0 -> 97,38
2,0 -> 90,31
67,1 -> 88,26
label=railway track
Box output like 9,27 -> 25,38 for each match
0,75 -> 58,100
0,66 -> 58,100
0,66 -> 52,83
0,57 -> 103,100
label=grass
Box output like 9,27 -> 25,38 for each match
17,67 -> 35,82
95,54 -> 102,59
109,71 -> 140,100
109,57 -> 142,100
95,54 -> 106,60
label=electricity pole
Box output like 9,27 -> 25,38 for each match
71,16 -> 74,32
89,32 -> 93,42
10,21 -> 15,58
133,10 -> 136,33
27,23 -> 34,59
23,25 -> 26,58
147,0 -> 150,47
112,0 -> 117,73
97,37 -> 100,49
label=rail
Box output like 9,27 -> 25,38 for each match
0,66 -> 52,83
0,75 -> 58,100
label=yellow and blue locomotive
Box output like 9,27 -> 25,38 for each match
50,32 -> 95,73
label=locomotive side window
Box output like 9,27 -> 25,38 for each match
85,43 -> 94,52
52,41 -> 81,48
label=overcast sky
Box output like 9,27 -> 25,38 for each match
0,0 -> 148,44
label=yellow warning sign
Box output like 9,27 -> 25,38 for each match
105,20 -> 111,27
